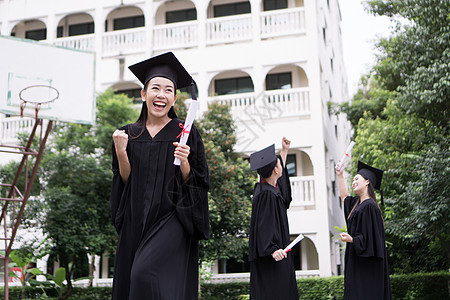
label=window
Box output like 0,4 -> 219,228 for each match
263,0 -> 288,11
218,254 -> 250,273
266,72 -> 292,90
166,8 -> 196,24
215,77 -> 254,95
25,28 -> 46,41
113,16 -> 144,31
57,26 -> 63,38
69,22 -> 94,36
286,154 -> 296,177
116,88 -> 142,104
213,1 -> 250,18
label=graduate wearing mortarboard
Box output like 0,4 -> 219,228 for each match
110,52 -> 209,299
248,137 -> 299,300
336,161 -> 392,300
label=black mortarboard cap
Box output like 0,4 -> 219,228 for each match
128,52 -> 193,90
250,145 -> 277,178
357,161 -> 383,190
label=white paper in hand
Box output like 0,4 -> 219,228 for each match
337,141 -> 355,171
284,234 -> 304,253
174,100 -> 199,166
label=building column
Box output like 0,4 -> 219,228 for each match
196,0 -> 207,49
94,255 -> 100,286
250,0 -> 261,43
94,6 -> 105,92
101,253 -> 109,279
0,0 -> 11,35
87,253 -> 101,286
301,242 -> 308,270
144,1 -> 154,57
46,13 -> 56,44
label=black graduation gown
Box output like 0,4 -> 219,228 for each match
343,196 -> 391,300
248,164 -> 299,300
110,119 -> 209,300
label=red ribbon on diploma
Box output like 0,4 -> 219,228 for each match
177,123 -> 190,139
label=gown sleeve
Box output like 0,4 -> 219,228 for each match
351,201 -> 385,259
110,125 -> 130,234
110,140 -> 126,234
277,157 -> 292,209
250,191 -> 283,259
175,125 -> 210,241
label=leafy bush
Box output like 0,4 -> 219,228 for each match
1,272 -> 448,299
297,276 -> 344,300
389,271 -> 450,300
200,282 -> 249,300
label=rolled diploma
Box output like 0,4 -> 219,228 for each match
174,99 -> 199,166
337,141 -> 356,171
284,234 -> 304,253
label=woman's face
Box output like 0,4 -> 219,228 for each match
352,174 -> 369,195
142,76 -> 177,119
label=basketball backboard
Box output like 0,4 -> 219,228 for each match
0,35 -> 95,124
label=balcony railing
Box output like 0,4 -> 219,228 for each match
48,7 -> 305,53
0,116 -> 35,145
260,7 -> 305,38
207,88 -> 310,121
54,34 -> 95,52
153,21 -> 198,50
103,27 -> 146,57
205,14 -> 252,45
290,176 -> 315,206
67,269 -> 320,287
265,88 -> 310,117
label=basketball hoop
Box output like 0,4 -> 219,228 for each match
19,85 -> 59,119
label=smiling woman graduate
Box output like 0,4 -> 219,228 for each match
110,52 -> 209,300
336,161 -> 391,300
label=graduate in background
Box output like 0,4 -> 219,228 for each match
248,137 -> 299,300
110,52 -> 209,299
335,161 -> 391,300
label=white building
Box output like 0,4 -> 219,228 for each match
0,0 -> 351,284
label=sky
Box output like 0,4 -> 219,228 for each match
339,0 -> 394,96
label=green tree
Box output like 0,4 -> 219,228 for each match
197,102 -> 256,264
36,90 -> 138,298
367,0 -> 450,128
334,0 -> 450,272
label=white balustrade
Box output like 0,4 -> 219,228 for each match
208,88 -> 310,121
206,14 -> 252,45
260,7 -> 306,38
49,8 -> 304,52
102,27 -> 146,57
54,34 -> 95,51
208,92 -> 256,120
0,116 -> 35,144
66,268 -> 320,286
153,21 -> 198,50
265,88 -> 310,117
290,176 -> 316,206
